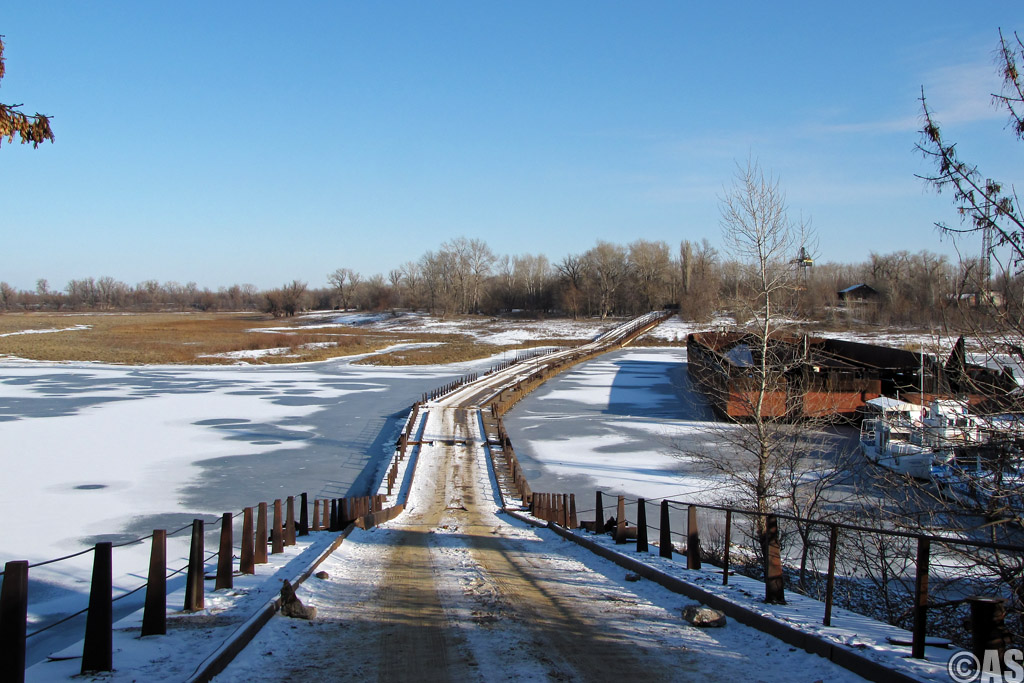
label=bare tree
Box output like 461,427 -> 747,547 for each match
583,241 -> 628,320
678,159 -> 836,603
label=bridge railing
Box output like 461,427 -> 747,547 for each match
563,492 -> 1024,662
0,490 -> 339,680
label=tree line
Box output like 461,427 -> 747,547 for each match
0,236 -> 1003,328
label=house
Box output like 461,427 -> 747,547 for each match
837,283 -> 881,303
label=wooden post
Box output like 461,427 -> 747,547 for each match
216,512 -> 233,590
968,596 -> 1009,661
562,494 -> 570,528
764,514 -> 785,604
686,505 -> 701,570
240,508 -> 255,575
312,499 -> 321,532
321,499 -> 328,531
722,510 -> 732,585
615,496 -> 626,543
272,499 -> 284,554
0,560 -> 28,682
255,503 -> 268,564
569,494 -> 578,529
660,500 -> 672,558
299,492 -> 309,536
823,524 -> 839,626
911,538 -> 930,659
636,498 -> 648,553
285,496 -> 296,546
81,542 -> 113,673
184,520 -> 204,612
141,530 -> 166,636
594,491 -> 604,533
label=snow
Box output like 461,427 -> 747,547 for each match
1,316 -> 997,681
0,324 -> 91,337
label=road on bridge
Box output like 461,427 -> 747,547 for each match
214,316 -> 863,683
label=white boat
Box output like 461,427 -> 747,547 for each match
859,397 -> 935,479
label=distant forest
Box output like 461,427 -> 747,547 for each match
0,236 -> 1006,329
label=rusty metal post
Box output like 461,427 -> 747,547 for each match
285,496 -> 296,546
141,530 -> 166,636
615,496 -> 626,543
968,596 -> 1009,661
272,499 -> 284,554
255,503 -> 268,564
569,494 -> 578,529
240,508 -> 255,575
764,514 -> 785,604
184,520 -> 205,612
660,500 -> 672,558
594,491 -> 604,534
216,513 -> 233,590
823,524 -> 839,626
299,492 -> 309,536
636,498 -> 648,553
722,509 -> 732,585
1,560 -> 28,682
81,542 -> 113,673
686,505 -> 701,570
912,538 -> 930,659
312,499 -> 321,532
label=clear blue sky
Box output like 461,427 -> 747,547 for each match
2,2 -> 1022,291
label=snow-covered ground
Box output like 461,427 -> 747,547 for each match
0,353 -> 494,666
1,313 -> 1010,679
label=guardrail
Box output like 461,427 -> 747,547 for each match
546,491 -> 1023,663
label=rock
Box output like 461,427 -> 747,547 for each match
279,579 -> 316,620
315,571 -> 329,580
625,573 -> 641,582
682,604 -> 727,628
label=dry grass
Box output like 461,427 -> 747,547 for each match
0,312 -> 402,365
0,312 -> 588,366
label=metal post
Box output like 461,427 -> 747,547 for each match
184,520 -> 204,612
240,508 -> 255,575
285,496 -> 296,546
255,503 -> 268,564
912,538 -> 930,659
686,505 -> 701,570
0,560 -> 28,682
272,499 -> 284,554
81,542 -> 113,673
636,498 -> 648,553
823,524 -> 839,626
660,500 -> 672,558
141,530 -> 166,636
299,492 -> 309,536
216,513 -> 233,590
723,510 -> 732,585
968,596 -> 1009,661
764,514 -> 785,604
615,496 -> 626,544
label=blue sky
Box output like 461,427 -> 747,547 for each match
2,2 -> 1022,291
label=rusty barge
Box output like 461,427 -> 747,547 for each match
685,331 -> 1018,422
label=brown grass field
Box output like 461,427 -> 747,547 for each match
0,312 -> 594,366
